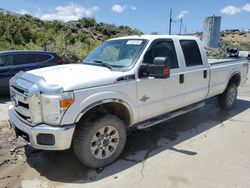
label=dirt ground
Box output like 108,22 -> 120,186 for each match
0,69 -> 250,188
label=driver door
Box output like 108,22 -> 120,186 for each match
136,39 -> 185,122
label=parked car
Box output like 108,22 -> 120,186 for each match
248,52 -> 250,60
0,50 -> 64,92
9,35 -> 249,168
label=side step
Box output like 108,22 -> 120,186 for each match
136,102 -> 205,130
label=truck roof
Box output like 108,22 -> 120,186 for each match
110,35 -> 199,41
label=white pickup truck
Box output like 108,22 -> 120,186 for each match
8,35 -> 249,168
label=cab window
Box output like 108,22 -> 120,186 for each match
180,40 -> 203,67
143,40 -> 179,69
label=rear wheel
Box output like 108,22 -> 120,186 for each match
73,114 -> 127,168
218,83 -> 237,110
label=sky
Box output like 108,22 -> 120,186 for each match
1,0 -> 250,34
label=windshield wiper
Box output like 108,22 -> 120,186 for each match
93,60 -> 113,70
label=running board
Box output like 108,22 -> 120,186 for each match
136,102 -> 205,130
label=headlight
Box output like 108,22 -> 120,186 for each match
40,92 -> 74,125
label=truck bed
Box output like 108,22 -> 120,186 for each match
207,57 -> 248,99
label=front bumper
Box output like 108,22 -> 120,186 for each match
8,105 -> 75,150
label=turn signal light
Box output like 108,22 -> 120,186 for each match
60,98 -> 74,108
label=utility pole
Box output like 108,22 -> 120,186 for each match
179,17 -> 183,35
169,9 -> 172,35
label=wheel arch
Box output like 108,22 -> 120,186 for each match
75,98 -> 134,126
223,72 -> 241,92
228,73 -> 241,87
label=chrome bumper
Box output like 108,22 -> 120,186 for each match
8,105 -> 75,150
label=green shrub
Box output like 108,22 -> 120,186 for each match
0,13 -> 143,62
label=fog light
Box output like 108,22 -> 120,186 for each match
37,134 -> 55,146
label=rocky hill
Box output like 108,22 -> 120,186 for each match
196,31 -> 250,58
0,12 -> 143,63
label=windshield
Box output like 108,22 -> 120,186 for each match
82,39 -> 147,69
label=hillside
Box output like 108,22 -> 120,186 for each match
196,32 -> 250,58
0,13 -> 143,63
221,32 -> 250,43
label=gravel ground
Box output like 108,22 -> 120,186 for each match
0,68 -> 249,188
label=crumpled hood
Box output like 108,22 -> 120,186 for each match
24,64 -> 126,91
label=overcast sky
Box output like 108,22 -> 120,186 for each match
1,0 -> 250,34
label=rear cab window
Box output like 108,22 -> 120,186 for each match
180,40 -> 203,67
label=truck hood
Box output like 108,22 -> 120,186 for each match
23,64 -> 126,91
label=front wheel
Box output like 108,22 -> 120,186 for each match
218,83 -> 238,110
73,114 -> 127,168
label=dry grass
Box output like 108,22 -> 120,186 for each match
196,32 -> 250,58
221,32 -> 250,43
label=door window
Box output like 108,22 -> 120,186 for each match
14,54 -> 35,65
180,40 -> 203,67
0,56 -> 3,66
143,40 -> 179,69
35,54 -> 51,62
0,55 -> 13,66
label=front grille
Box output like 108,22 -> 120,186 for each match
10,85 -> 32,125
12,85 -> 26,95
15,111 -> 31,122
19,101 -> 29,109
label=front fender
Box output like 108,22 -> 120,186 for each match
61,89 -> 138,125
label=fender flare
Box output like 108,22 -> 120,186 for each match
75,98 -> 134,125
223,71 -> 241,92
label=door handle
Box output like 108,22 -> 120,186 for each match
203,70 -> 207,79
180,74 -> 184,84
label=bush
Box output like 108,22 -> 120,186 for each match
0,13 -> 143,62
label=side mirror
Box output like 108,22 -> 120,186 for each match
140,57 -> 170,79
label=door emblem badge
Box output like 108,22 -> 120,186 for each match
140,95 -> 150,102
